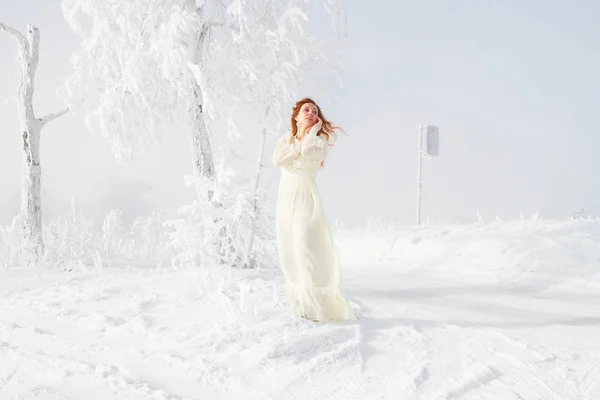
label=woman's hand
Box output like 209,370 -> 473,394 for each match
308,118 -> 322,136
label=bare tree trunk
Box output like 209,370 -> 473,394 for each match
187,19 -> 237,265
1,22 -> 69,262
189,80 -> 217,202
188,19 -> 218,203
245,105 -> 271,261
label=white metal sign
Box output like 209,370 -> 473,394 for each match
426,125 -> 439,156
417,124 -> 440,224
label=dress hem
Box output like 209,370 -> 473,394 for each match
285,281 -> 355,322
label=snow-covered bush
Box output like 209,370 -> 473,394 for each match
1,199 -> 168,269
0,216 -> 29,269
569,207 -> 587,220
43,199 -> 100,269
121,210 -> 166,260
165,181 -> 277,270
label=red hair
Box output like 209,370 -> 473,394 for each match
290,98 -> 345,144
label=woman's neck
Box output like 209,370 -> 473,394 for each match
296,125 -> 308,139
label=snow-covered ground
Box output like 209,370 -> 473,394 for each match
1,219 -> 599,399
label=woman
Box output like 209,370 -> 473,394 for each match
272,98 -> 354,322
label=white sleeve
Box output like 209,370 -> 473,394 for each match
272,134 -> 301,167
301,133 -> 327,158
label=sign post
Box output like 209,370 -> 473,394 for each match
417,125 -> 439,224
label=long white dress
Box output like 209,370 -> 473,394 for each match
272,127 -> 354,322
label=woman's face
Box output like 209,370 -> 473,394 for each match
295,102 -> 319,127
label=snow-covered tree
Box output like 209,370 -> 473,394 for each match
60,0 -> 345,198
60,0 -> 213,200
60,0 -> 346,267
0,22 -> 70,262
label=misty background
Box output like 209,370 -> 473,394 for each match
1,0 -> 599,229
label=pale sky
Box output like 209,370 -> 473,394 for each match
1,0 -> 599,228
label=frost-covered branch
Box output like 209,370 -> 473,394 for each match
0,21 -> 28,49
60,0 -> 346,163
38,107 -> 70,128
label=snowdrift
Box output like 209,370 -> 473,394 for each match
1,219 -> 599,399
